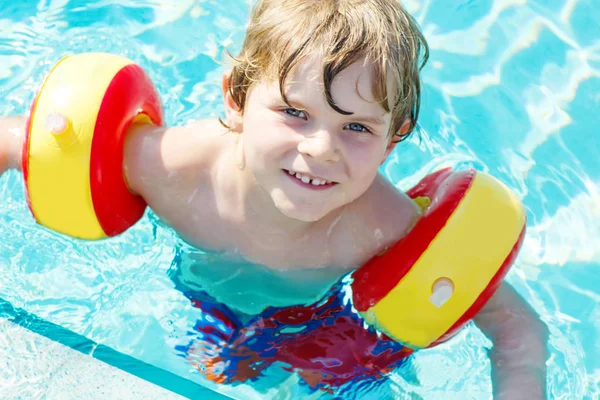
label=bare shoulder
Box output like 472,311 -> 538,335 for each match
123,118 -> 231,198
355,174 -> 421,250
329,174 -> 421,268
122,118 -> 240,243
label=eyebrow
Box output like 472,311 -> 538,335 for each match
353,115 -> 386,126
285,97 -> 386,126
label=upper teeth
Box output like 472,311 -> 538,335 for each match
287,170 -> 332,186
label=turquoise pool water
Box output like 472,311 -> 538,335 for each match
1,0 -> 599,399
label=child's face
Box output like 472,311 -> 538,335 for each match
233,56 -> 398,222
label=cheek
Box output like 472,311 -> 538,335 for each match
346,142 -> 387,178
243,114 -> 296,161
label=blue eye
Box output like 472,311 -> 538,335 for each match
284,108 -> 307,119
346,123 -> 370,133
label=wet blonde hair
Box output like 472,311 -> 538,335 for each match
224,0 -> 429,142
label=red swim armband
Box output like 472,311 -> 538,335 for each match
351,168 -> 526,349
22,52 -> 164,240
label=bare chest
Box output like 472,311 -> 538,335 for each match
169,199 -> 377,272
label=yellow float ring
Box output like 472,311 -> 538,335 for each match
22,53 -> 164,239
352,168 -> 526,349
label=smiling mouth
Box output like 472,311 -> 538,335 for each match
283,169 -> 338,187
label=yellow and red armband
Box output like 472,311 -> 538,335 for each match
22,52 -> 164,240
351,168 -> 526,349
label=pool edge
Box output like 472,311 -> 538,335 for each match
0,296 -> 230,400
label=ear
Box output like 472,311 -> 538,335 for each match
381,119 -> 411,164
222,70 -> 243,132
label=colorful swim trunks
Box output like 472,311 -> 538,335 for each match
174,280 -> 413,390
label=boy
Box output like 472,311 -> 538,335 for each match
0,0 -> 548,398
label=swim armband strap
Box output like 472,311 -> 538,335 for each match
22,52 -> 164,240
351,168 -> 527,349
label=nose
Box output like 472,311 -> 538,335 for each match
297,129 -> 340,163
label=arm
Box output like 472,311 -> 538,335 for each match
1,115 -> 215,221
473,282 -> 549,400
0,116 -> 26,173
0,114 -> 215,193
